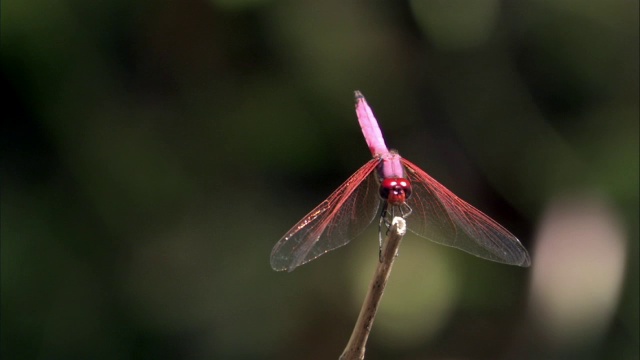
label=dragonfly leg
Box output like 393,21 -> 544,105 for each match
400,203 -> 413,218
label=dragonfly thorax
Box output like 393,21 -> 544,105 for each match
379,178 -> 412,205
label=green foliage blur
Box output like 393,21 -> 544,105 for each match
2,0 -> 638,359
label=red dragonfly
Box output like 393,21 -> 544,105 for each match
271,91 -> 531,271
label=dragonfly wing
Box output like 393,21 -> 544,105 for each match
271,159 -> 381,271
401,158 -> 530,266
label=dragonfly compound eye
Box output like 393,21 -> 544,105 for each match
380,178 -> 412,205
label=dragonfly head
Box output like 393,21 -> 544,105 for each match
380,178 -> 412,205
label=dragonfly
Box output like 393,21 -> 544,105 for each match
270,91 -> 531,272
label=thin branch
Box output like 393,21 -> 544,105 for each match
339,217 -> 407,360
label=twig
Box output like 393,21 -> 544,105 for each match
339,217 -> 407,360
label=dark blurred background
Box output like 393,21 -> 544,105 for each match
2,0 -> 638,359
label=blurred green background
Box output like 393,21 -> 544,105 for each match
2,0 -> 638,359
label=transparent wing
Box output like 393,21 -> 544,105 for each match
401,158 -> 530,266
271,159 -> 381,271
